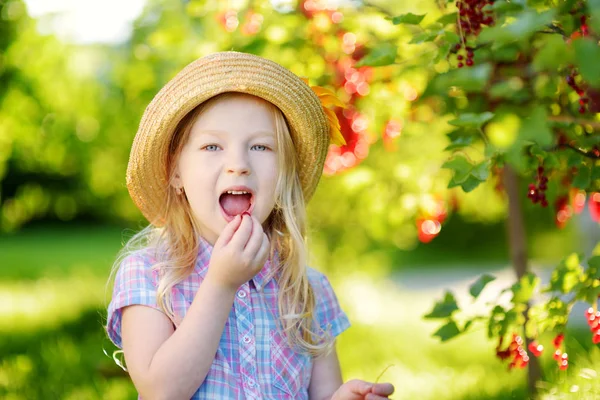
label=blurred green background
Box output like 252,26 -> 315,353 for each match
2,0 -> 600,399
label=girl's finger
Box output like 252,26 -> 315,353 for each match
253,232 -> 270,266
229,213 -> 253,249
243,214 -> 264,256
215,214 -> 242,247
365,394 -> 391,400
371,383 -> 394,396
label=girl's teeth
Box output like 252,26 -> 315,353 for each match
227,190 -> 248,195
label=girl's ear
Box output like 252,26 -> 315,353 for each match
170,168 -> 183,190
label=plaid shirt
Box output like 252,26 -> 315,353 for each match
106,238 -> 351,399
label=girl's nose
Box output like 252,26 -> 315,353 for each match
225,149 -> 251,176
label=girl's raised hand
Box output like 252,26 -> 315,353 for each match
205,213 -> 270,291
331,379 -> 394,400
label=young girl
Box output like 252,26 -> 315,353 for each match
106,51 -> 394,400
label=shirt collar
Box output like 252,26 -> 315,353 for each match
194,235 -> 276,291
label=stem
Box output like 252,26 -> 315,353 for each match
549,115 -> 600,129
544,23 -> 567,37
503,165 -> 542,398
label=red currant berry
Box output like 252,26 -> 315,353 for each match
466,59 -> 474,66
457,62 -> 464,68
553,333 -> 565,348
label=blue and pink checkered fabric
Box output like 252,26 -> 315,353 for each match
106,237 -> 350,399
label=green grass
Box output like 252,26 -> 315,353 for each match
0,223 -> 597,399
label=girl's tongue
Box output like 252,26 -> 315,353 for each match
219,193 -> 252,216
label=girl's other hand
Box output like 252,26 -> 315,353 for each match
205,213 -> 270,291
331,379 -> 394,400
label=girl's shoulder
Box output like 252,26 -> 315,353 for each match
113,247 -> 160,288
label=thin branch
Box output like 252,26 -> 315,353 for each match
549,143 -> 600,159
544,23 -> 567,37
549,115 -> 600,129
360,0 -> 395,18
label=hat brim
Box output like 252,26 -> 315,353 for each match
126,51 -> 329,226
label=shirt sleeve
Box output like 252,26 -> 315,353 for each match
106,252 -> 161,348
308,268 -> 351,339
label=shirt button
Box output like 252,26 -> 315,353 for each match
243,335 -> 252,344
247,378 -> 255,387
237,290 -> 247,298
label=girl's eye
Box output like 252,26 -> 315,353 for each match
202,144 -> 220,151
251,144 -> 269,151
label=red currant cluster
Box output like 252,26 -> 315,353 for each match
527,166 -> 549,207
585,307 -> 600,344
552,333 -> 569,370
455,46 -> 475,68
527,340 -> 544,357
452,0 -> 495,68
496,333 -> 529,369
566,71 -> 589,114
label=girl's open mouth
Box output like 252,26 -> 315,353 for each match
219,188 -> 254,221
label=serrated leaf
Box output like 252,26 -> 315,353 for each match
460,175 -> 484,192
442,31 -> 460,44
445,134 -> 475,150
573,163 -> 592,189
449,112 -> 495,128
355,44 -> 397,67
435,42 -> 452,64
573,38 -> 600,88
491,0 -> 525,13
433,320 -> 461,342
548,253 -> 584,294
533,34 -> 572,72
409,31 -> 440,44
471,161 -> 490,181
478,9 -> 555,47
424,291 -> 459,319
519,106 -> 553,146
470,274 -> 496,298
442,155 -> 474,183
511,273 -> 540,304
422,63 -> 492,96
437,12 -> 458,25
392,13 -> 426,25
544,153 -> 560,169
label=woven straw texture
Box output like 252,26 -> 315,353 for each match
126,51 -> 329,226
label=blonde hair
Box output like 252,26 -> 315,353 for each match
108,92 -> 331,356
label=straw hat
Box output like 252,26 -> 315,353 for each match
126,51 -> 344,226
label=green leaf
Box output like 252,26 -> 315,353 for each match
547,253 -> 584,294
445,134 -> 475,150
460,175 -> 484,192
491,0 -> 525,13
442,155 -> 474,183
573,163 -> 592,189
437,12 -> 458,25
424,63 -> 492,95
433,320 -> 461,342
470,274 -> 496,298
448,112 -> 494,129
355,44 -> 397,67
544,153 -> 560,169
590,0 -> 600,37
442,31 -> 460,45
533,34 -> 572,72
391,13 -> 426,25
573,38 -> 600,88
409,31 -> 440,44
511,273 -> 540,304
424,291 -> 459,319
435,42 -> 452,64
471,161 -> 490,181
478,9 -> 555,47
519,106 -> 553,146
